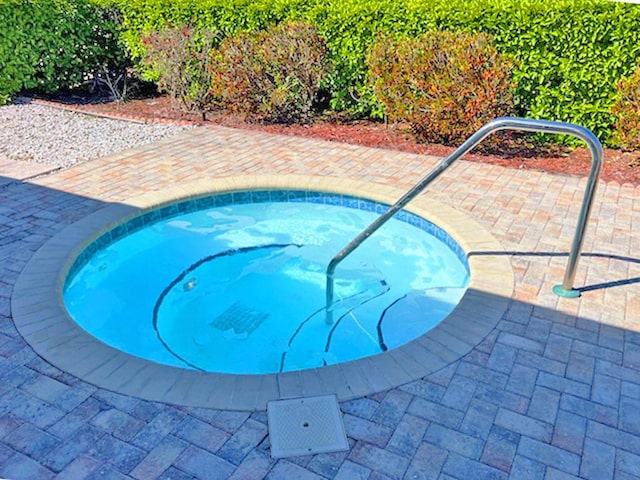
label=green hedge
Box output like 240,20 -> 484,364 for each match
0,0 -> 125,102
430,0 -> 640,143
2,0 -> 638,144
113,0 -> 310,62
109,0 -> 640,144
301,0 -> 640,142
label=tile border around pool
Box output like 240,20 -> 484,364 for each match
64,188 -> 469,286
11,175 -> 514,411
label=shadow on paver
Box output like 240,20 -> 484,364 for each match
470,250 -> 640,292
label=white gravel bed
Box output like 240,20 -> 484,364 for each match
0,103 -> 192,169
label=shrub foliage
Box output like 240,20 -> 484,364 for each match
113,0 -> 308,65
455,0 -> 640,145
106,0 -> 640,144
209,22 -> 331,123
141,27 -> 217,119
611,66 -> 640,151
368,31 -> 515,145
0,0 -> 125,102
2,0 -> 639,147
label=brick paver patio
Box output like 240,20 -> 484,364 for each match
1,125 -> 639,479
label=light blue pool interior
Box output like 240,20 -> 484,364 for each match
64,190 -> 470,375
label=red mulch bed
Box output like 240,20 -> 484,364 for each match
33,95 -> 640,185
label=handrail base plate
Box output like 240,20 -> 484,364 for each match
552,285 -> 581,298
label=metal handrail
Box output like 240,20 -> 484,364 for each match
325,117 -> 603,324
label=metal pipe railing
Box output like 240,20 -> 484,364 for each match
325,117 -> 603,324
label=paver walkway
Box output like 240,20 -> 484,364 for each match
1,125 -> 639,479
0,157 -> 59,187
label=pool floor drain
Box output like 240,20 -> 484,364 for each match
267,394 -> 349,458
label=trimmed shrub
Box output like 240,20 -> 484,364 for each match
0,0 -> 126,100
368,31 -> 516,146
611,66 -> 640,151
141,27 -> 217,119
209,22 -> 331,123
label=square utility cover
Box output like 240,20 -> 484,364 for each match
267,394 -> 349,458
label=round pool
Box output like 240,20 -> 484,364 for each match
12,176 -> 513,409
64,190 -> 469,374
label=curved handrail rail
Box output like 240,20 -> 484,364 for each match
325,117 -> 604,324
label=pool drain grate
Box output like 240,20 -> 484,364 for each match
211,301 -> 268,335
267,394 -> 349,458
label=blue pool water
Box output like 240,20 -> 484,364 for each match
64,191 -> 469,374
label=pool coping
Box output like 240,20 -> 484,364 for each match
11,175 -> 514,411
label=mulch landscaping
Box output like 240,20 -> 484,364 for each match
32,94 -> 640,185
